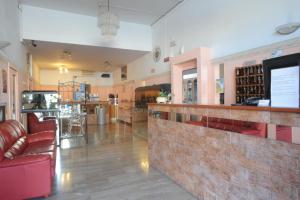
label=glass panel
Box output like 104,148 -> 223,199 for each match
149,111 -> 170,120
176,113 -> 183,122
21,91 -> 59,112
190,114 -> 199,122
182,68 -> 197,104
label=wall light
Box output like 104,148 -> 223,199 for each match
0,41 -> 10,49
275,23 -> 300,35
59,66 -> 69,74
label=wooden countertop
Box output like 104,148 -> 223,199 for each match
148,103 -> 300,113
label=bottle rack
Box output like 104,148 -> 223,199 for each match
235,64 -> 265,104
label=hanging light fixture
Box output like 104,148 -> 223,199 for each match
97,0 -> 120,42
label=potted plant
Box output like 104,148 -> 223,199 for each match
156,91 -> 168,104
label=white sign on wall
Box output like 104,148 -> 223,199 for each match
271,66 -> 299,108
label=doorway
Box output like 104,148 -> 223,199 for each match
8,67 -> 19,121
182,68 -> 198,104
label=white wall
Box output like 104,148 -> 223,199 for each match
0,0 -> 27,70
152,0 -> 300,59
0,0 -> 27,107
115,0 -> 300,86
40,69 -> 113,86
22,5 -> 152,52
114,53 -> 169,84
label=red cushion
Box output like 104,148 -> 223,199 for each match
0,122 -> 19,152
24,140 -> 55,154
0,129 -> 14,153
27,113 -> 56,134
4,136 -> 28,159
27,131 -> 55,144
8,120 -> 27,137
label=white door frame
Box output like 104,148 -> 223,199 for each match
7,66 -> 19,121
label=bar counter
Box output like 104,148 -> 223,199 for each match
148,103 -> 300,200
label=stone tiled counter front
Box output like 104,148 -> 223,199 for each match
148,104 -> 300,200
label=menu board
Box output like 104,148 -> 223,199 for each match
271,66 -> 300,108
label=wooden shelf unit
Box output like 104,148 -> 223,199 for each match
235,64 -> 265,103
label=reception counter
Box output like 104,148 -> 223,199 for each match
148,104 -> 300,200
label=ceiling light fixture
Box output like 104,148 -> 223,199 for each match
59,66 -> 69,74
275,23 -> 300,35
60,50 -> 72,60
97,0 -> 120,42
0,41 -> 10,49
104,61 -> 112,69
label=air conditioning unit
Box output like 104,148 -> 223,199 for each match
101,73 -> 110,78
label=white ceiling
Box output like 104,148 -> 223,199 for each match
28,40 -> 148,72
21,0 -> 184,25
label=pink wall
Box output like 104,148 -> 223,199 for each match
170,48 -> 213,104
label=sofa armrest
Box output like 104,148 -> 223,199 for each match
0,155 -> 50,168
27,131 -> 55,144
30,120 -> 56,134
0,155 -> 52,199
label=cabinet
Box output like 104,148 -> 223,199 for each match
235,64 -> 265,103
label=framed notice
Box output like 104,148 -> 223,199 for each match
121,66 -> 127,81
271,66 -> 300,108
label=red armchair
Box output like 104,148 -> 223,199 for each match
0,120 -> 56,200
27,112 -> 56,134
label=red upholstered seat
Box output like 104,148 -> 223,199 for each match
27,113 -> 57,134
186,116 -> 267,138
0,120 -> 56,199
24,141 -> 55,154
276,125 -> 292,143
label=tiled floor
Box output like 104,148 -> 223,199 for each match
47,122 -> 196,200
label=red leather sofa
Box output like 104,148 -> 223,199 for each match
27,112 -> 56,134
186,116 -> 267,138
0,120 -> 56,200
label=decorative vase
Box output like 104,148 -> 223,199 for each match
156,96 -> 168,104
